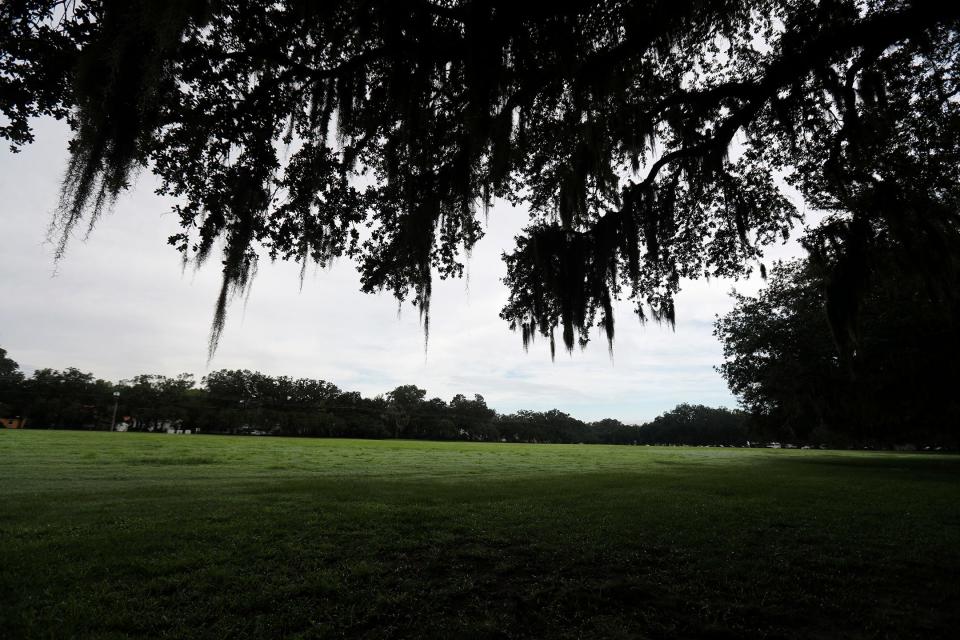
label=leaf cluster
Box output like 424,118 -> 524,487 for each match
3,1 -> 959,354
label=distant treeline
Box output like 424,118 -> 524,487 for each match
0,350 -> 747,445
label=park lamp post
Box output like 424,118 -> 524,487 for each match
110,391 -> 120,432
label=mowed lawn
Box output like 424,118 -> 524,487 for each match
1,431 -> 958,639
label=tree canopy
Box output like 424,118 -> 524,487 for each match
715,258 -> 960,446
3,1 -> 959,354
0,347 -> 24,417
0,347 -> 20,380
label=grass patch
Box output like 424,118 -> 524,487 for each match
127,456 -> 217,466
1,430 -> 958,638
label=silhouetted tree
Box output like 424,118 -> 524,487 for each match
4,2 -> 958,354
0,347 -> 24,418
117,373 -> 195,430
715,259 -> 960,445
18,367 -> 112,429
0,348 -> 19,379
497,409 -> 595,444
590,418 -> 643,445
450,393 -> 498,440
637,404 -> 748,446
386,385 -> 427,438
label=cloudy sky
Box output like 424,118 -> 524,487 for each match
0,118 -> 807,423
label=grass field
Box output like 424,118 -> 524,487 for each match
1,430 -> 958,639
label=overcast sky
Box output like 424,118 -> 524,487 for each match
0,118 -> 806,423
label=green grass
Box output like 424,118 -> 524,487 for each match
1,430 -> 958,639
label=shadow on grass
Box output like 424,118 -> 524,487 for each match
775,452 -> 960,475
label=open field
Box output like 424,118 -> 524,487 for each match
1,430 -> 958,639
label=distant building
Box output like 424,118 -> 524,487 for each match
1,417 -> 26,429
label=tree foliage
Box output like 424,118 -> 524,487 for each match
639,404 -> 748,446
0,347 -> 21,380
715,259 -> 960,445
2,366 -> 113,428
3,1 -> 959,354
0,347 -> 24,417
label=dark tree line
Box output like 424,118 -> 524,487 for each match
3,1 -> 958,358
0,350 -> 746,445
0,359 -> 114,430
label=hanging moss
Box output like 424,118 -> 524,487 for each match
1,0 -> 956,355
